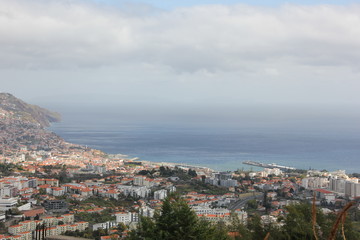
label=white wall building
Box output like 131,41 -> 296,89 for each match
302,177 -> 329,189
154,189 -> 167,200
0,198 -> 18,211
92,221 -> 117,231
345,181 -> 360,198
192,206 -> 247,224
115,212 -> 139,225
219,179 -> 238,188
139,206 -> 155,218
264,168 -> 283,176
329,178 -> 346,194
0,186 -> 17,198
117,185 -> 151,198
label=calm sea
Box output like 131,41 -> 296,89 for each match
48,107 -> 360,173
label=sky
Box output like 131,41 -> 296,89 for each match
91,0 -> 360,9
1,0 -> 360,116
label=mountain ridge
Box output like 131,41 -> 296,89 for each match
0,92 -> 61,127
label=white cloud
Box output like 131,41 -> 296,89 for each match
1,0 -> 360,107
1,1 -> 360,72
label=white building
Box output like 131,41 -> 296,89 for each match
133,176 -> 157,187
0,212 -> 5,222
168,185 -> 176,193
117,185 -> 151,198
329,178 -> 346,194
0,198 -> 18,211
192,206 -> 247,224
139,206 -> 155,218
302,177 -> 329,189
154,189 -> 167,200
314,189 -> 336,203
192,206 -> 229,215
0,186 -> 17,198
52,187 -> 65,196
92,221 -> 117,231
115,212 -> 139,225
205,178 -> 219,186
18,203 -> 31,211
219,179 -> 238,188
134,176 -> 146,186
345,181 -> 360,198
264,168 -> 283,176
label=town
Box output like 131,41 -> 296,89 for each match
1,93 -> 360,239
1,144 -> 360,239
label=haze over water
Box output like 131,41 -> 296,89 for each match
49,105 -> 360,173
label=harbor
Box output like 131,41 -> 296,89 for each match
243,160 -> 296,171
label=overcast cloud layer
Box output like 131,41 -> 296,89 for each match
1,0 -> 360,109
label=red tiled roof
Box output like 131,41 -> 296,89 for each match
314,189 -> 333,194
23,208 -> 45,217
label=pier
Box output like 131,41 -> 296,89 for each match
243,161 -> 296,171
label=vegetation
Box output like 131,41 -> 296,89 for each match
64,223 -> 126,240
229,202 -> 360,240
0,163 -> 23,176
128,194 -> 229,240
64,229 -> 94,239
159,166 -> 197,180
78,196 -> 135,208
246,199 -> 258,210
127,194 -> 359,240
176,180 -> 229,195
75,209 -> 116,224
138,169 -> 157,177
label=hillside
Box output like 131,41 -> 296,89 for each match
0,93 -> 61,127
0,93 -> 68,154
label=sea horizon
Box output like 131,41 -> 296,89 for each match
48,106 -> 360,174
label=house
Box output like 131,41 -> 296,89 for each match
0,198 -> 18,211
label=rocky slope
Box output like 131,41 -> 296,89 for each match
0,93 -> 66,153
0,93 -> 61,127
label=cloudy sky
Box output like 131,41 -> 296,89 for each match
1,0 -> 360,115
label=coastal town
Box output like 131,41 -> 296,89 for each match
1,93 -> 360,240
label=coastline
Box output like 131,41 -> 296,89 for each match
135,159 -> 215,172
48,115 -> 360,174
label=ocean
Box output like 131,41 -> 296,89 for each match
48,106 -> 360,173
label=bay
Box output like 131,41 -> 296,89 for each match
48,107 -> 360,173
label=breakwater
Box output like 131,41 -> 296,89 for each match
243,161 -> 296,171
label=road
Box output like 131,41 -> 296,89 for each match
228,192 -> 263,210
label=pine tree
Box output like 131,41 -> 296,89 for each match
128,194 -> 230,240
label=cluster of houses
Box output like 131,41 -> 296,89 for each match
2,214 -> 88,240
301,170 -> 360,201
1,159 -> 359,240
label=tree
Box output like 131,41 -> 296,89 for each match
59,167 -> 70,183
188,169 -> 197,177
247,214 -> 266,240
263,191 -> 271,214
229,212 -> 252,240
246,199 -> 258,210
128,194 -> 230,240
281,203 -> 321,239
280,202 -> 360,240
10,207 -> 21,215
117,223 -> 126,232
138,170 -> 150,176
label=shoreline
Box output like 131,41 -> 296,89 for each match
48,120 -> 359,174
